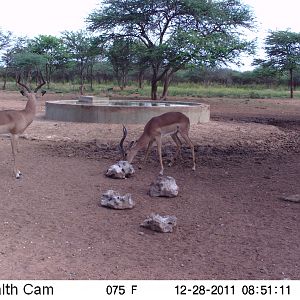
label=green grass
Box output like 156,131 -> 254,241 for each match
2,80 -> 299,99
157,83 -> 298,99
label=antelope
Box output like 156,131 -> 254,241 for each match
119,112 -> 196,175
0,75 -> 46,179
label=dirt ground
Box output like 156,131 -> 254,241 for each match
0,90 -> 299,280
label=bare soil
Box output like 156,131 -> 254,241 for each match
0,91 -> 299,280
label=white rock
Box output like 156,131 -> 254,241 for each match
149,175 -> 179,197
106,160 -> 135,179
101,190 -> 135,209
141,213 -> 177,233
279,194 -> 300,203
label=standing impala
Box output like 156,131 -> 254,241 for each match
0,75 -> 45,178
120,111 -> 196,175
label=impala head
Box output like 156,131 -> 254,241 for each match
17,73 -> 46,99
119,125 -> 138,162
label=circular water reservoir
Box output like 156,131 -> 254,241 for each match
45,99 -> 210,124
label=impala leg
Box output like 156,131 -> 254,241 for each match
10,134 -> 22,179
169,133 -> 182,166
144,140 -> 154,163
180,133 -> 196,171
156,137 -> 164,175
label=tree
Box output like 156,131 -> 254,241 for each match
87,0 -> 255,99
132,42 -> 151,89
0,29 -> 13,89
28,35 -> 68,88
251,65 -> 280,86
1,36 -> 33,89
62,30 -> 102,94
0,29 -> 12,50
255,30 -> 300,98
11,52 -> 47,84
107,38 -> 135,90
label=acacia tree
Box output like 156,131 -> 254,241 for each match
1,36 -> 33,89
107,38 -> 135,90
28,35 -> 68,88
87,0 -> 255,99
0,29 -> 13,89
11,52 -> 47,85
62,30 -> 101,94
0,29 -> 12,50
256,30 -> 300,98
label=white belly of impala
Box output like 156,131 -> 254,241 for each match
160,124 -> 179,136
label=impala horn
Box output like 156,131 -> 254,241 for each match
119,124 -> 128,159
34,71 -> 46,93
17,74 -> 31,93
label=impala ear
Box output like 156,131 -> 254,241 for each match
41,90 -> 47,96
20,90 -> 26,96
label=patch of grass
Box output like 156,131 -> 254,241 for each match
109,83 -> 300,99
2,80 -> 299,99
165,83 -> 296,99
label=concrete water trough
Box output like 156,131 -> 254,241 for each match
45,96 -> 210,124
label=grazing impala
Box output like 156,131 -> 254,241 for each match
0,75 -> 45,178
120,112 -> 196,175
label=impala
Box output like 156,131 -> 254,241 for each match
0,75 -> 45,178
119,111 -> 196,175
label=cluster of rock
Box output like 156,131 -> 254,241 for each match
102,161 -> 179,233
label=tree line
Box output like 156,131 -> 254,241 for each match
1,0 -> 300,98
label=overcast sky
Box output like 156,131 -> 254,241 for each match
0,0 -> 99,37
0,0 -> 299,70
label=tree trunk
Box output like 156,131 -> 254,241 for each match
160,70 -> 174,100
121,69 -> 127,90
90,64 -> 94,91
289,68 -> 294,98
151,65 -> 159,100
80,60 -> 85,95
2,67 -> 7,90
46,63 -> 50,89
151,80 -> 158,100
138,69 -> 144,89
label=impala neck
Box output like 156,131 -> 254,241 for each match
127,133 -> 150,163
24,94 -> 37,117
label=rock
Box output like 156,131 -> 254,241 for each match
106,164 -> 125,179
101,190 -> 135,209
141,213 -> 177,233
279,194 -> 300,203
106,160 -> 135,179
149,175 -> 179,197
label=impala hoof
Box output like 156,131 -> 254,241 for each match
168,161 -> 173,167
15,171 -> 22,179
